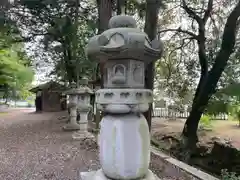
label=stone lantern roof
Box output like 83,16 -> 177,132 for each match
64,78 -> 93,95
86,15 -> 163,63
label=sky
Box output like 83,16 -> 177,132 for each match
24,37 -> 55,86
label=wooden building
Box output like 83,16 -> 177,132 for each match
30,81 -> 67,112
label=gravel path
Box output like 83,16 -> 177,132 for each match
0,111 -> 99,180
0,110 -> 191,180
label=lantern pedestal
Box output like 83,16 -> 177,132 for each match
63,123 -> 80,131
70,79 -> 94,140
80,169 -> 160,180
72,109 -> 95,140
80,114 -> 160,180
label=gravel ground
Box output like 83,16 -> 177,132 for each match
0,110 -> 190,180
0,111 -> 100,180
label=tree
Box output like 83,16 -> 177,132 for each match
229,102 -> 240,127
158,0 -> 240,157
97,0 -> 112,34
155,40 -> 195,110
182,0 -> 240,153
0,11 -> 34,103
8,0 -> 97,84
143,0 -> 164,130
212,82 -> 240,127
0,45 -> 34,103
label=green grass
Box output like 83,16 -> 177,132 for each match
0,112 -> 8,116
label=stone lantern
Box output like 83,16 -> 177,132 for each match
81,14 -> 163,180
63,84 -> 81,131
72,78 -> 94,139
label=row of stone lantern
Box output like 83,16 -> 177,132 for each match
63,78 -> 95,140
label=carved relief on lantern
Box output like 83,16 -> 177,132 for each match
77,95 -> 92,115
111,64 -> 126,84
103,60 -> 145,88
130,60 -> 144,88
75,87 -> 93,112
68,94 -> 78,107
105,60 -> 128,88
95,89 -> 153,113
103,66 -> 108,84
78,94 -> 87,105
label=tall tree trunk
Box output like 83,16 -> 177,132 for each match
191,24 -> 208,107
95,0 -> 113,128
97,0 -> 112,34
96,0 -> 112,88
73,0 -> 80,87
0,0 -> 12,9
117,0 -> 126,15
62,44 -> 73,84
4,92 -> 8,104
61,23 -> 75,84
144,0 -> 161,131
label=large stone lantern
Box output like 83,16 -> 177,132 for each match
72,78 -> 94,139
81,15 -> 163,180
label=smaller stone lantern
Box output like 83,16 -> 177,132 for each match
63,83 -> 81,131
72,78 -> 94,139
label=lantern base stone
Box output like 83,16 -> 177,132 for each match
62,123 -> 80,131
72,130 -> 95,140
80,169 -> 160,180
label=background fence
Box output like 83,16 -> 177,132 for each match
152,108 -> 228,120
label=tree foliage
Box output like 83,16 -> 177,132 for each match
0,42 -> 34,101
155,0 -> 240,157
8,0 -> 98,84
0,7 -> 34,102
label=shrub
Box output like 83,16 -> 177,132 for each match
221,169 -> 240,180
199,114 -> 213,130
228,104 -> 240,127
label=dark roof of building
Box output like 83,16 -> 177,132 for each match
29,81 -> 68,93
